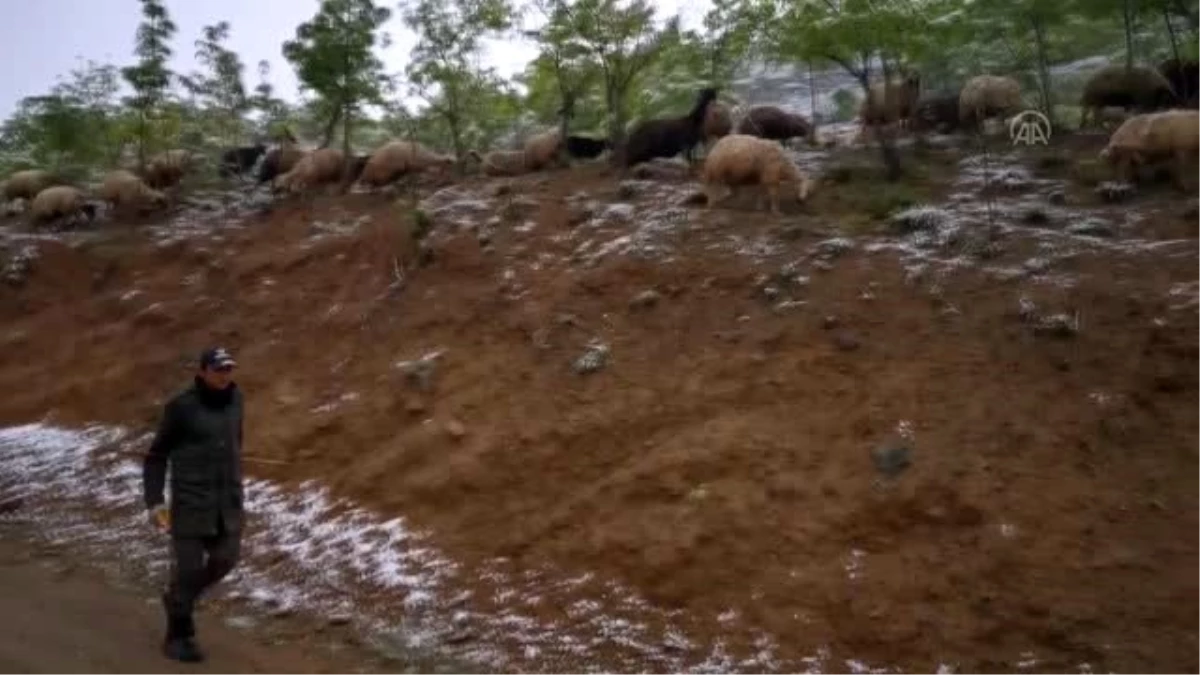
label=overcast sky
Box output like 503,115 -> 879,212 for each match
0,0 -> 710,121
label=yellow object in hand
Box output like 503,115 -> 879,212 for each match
150,505 -> 171,533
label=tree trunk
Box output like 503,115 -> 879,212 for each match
1122,0 -> 1136,70
320,106 -> 341,149
1031,15 -> 1057,129
605,80 -> 626,167
137,110 -> 147,173
340,100 -> 353,191
1166,6 -> 1185,99
808,62 -> 819,147
854,72 -> 901,181
556,91 -> 573,166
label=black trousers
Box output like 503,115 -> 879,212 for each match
164,517 -> 241,620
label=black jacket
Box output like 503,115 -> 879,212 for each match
143,377 -> 245,537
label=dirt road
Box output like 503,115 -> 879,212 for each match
0,526 -> 384,674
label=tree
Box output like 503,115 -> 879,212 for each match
759,0 -> 935,179
283,0 -> 392,171
698,0 -> 757,88
401,0 -> 515,164
249,60 -> 291,137
185,22 -> 250,144
524,0 -> 601,155
539,0 -> 681,153
121,0 -> 177,170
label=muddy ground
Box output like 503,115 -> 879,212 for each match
0,130 -> 1196,673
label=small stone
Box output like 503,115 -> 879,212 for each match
1065,218 -> 1115,238
872,441 -> 912,478
327,613 -> 353,627
491,182 -> 512,197
226,616 -> 257,630
573,342 -> 609,374
1095,181 -> 1133,203
271,605 -> 295,619
404,399 -> 426,415
1021,208 -> 1050,225
629,289 -> 661,310
446,628 -> 474,644
762,285 -> 781,301
812,260 -> 834,272
832,331 -> 860,351
821,315 -> 839,330
0,495 -> 23,514
778,224 -> 806,241
616,181 -> 640,199
445,419 -> 467,439
1047,190 -> 1066,205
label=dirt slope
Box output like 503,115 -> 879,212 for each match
0,526 -> 379,674
0,139 -> 1196,672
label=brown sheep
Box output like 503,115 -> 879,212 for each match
1123,108 -> 1200,187
99,170 -> 168,213
258,142 -> 306,185
701,134 -> 812,215
274,147 -> 346,194
859,71 -> 922,128
704,102 -> 734,144
469,150 -> 527,177
358,141 -> 456,189
521,129 -> 566,171
28,186 -> 96,227
4,169 -> 61,205
958,75 -> 1024,131
735,106 -> 811,142
1099,113 -> 1156,183
143,149 -> 194,190
1079,65 -> 1179,129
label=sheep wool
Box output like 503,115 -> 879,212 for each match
702,134 -> 812,215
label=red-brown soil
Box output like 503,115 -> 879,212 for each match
0,142 -> 1196,672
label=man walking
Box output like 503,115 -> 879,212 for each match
143,347 -> 245,663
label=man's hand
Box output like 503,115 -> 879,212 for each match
148,504 -> 170,534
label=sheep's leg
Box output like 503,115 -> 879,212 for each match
1173,149 -> 1192,191
703,182 -> 726,209
767,184 -> 782,216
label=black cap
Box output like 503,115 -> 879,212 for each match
199,347 -> 237,370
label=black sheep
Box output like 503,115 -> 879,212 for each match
619,87 -> 719,168
1159,57 -> 1199,107
911,93 -> 962,133
219,143 -> 267,179
734,106 -> 811,142
566,135 -> 611,159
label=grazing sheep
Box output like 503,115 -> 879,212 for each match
357,141 -> 455,189
3,169 -> 60,206
274,147 -> 347,194
144,149 -> 194,190
28,186 -> 96,227
219,143 -> 267,179
704,102 -> 734,144
1102,109 -> 1199,189
565,135 -> 611,160
620,87 -> 719,168
958,75 -> 1023,131
701,134 -> 812,215
859,71 -> 922,128
911,93 -> 962,133
522,129 -> 566,171
99,170 -> 168,213
735,106 -> 811,142
1158,58 -> 1198,107
468,149 -> 525,176
1080,65 -> 1179,129
257,142 -> 306,185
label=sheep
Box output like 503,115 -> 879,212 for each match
958,75 -> 1023,131
1158,58 -> 1198,107
28,186 -> 96,228
911,92 -> 962,133
3,169 -> 60,206
1099,113 -> 1155,182
701,134 -> 812,215
859,71 -> 922,129
1079,65 -> 1179,129
273,147 -> 347,194
357,141 -> 456,189
257,142 -> 306,185
619,87 -> 719,168
219,143 -> 267,179
734,106 -> 811,142
704,102 -> 734,144
522,129 -> 567,171
143,149 -> 194,190
469,149 -> 527,177
98,170 -> 168,213
565,135 -> 611,160
1102,109 -> 1199,189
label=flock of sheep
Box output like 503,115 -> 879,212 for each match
2,56 -> 1197,229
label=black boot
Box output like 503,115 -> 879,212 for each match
161,596 -> 205,663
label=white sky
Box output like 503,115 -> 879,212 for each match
0,0 -> 712,120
